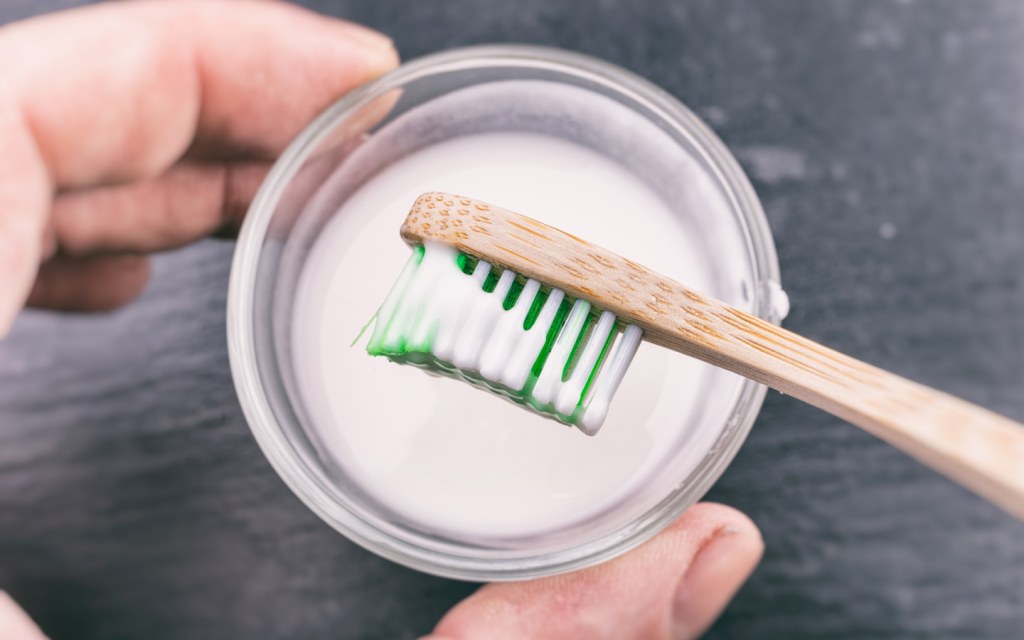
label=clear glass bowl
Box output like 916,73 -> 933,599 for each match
227,45 -> 785,580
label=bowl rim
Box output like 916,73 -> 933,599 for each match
227,44 -> 782,581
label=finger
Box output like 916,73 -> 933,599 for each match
0,0 -> 397,334
1,0 -> 398,187
428,503 -> 763,640
669,508 -> 764,639
51,161 -> 270,257
0,110 -> 51,335
0,592 -> 47,640
27,254 -> 151,312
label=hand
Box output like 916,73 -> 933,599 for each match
0,3 -> 763,639
0,0 -> 397,333
427,504 -> 763,639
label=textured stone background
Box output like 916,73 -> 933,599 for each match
1,1 -> 1022,638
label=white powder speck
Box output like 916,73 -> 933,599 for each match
701,105 -> 728,127
735,146 -> 808,183
830,162 -> 849,181
855,23 -> 905,49
879,222 -> 897,240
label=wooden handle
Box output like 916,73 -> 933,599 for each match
402,192 -> 1024,519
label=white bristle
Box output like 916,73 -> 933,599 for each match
554,310 -> 616,417
492,269 -> 516,299
379,249 -> 437,349
449,294 -> 490,369
471,260 -> 490,285
579,324 -> 643,434
433,260 -> 490,360
532,299 -> 591,406
479,279 -> 540,382
499,287 -> 564,391
368,249 -> 421,350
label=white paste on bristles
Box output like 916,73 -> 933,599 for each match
368,241 -> 642,433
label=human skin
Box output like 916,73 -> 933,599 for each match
0,2 -> 764,638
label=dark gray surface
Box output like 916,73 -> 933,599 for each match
2,1 -> 1023,638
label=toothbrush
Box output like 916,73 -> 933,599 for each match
367,192 -> 1024,520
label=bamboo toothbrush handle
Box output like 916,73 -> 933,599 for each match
402,193 -> 1024,520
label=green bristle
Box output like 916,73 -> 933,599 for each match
530,298 -> 571,378
457,252 -> 478,275
579,325 -> 618,406
522,289 -> 548,331
481,268 -> 500,292
502,278 -> 525,310
561,312 -> 593,382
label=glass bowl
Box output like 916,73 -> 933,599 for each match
227,45 -> 785,580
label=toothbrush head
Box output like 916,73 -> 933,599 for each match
366,194 -> 643,434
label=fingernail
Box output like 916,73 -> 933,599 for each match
365,42 -> 400,77
337,21 -> 395,52
332,21 -> 398,77
671,525 -> 764,639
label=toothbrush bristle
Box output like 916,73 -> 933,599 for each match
367,241 -> 642,435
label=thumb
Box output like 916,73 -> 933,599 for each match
0,592 -> 47,640
426,503 -> 763,640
